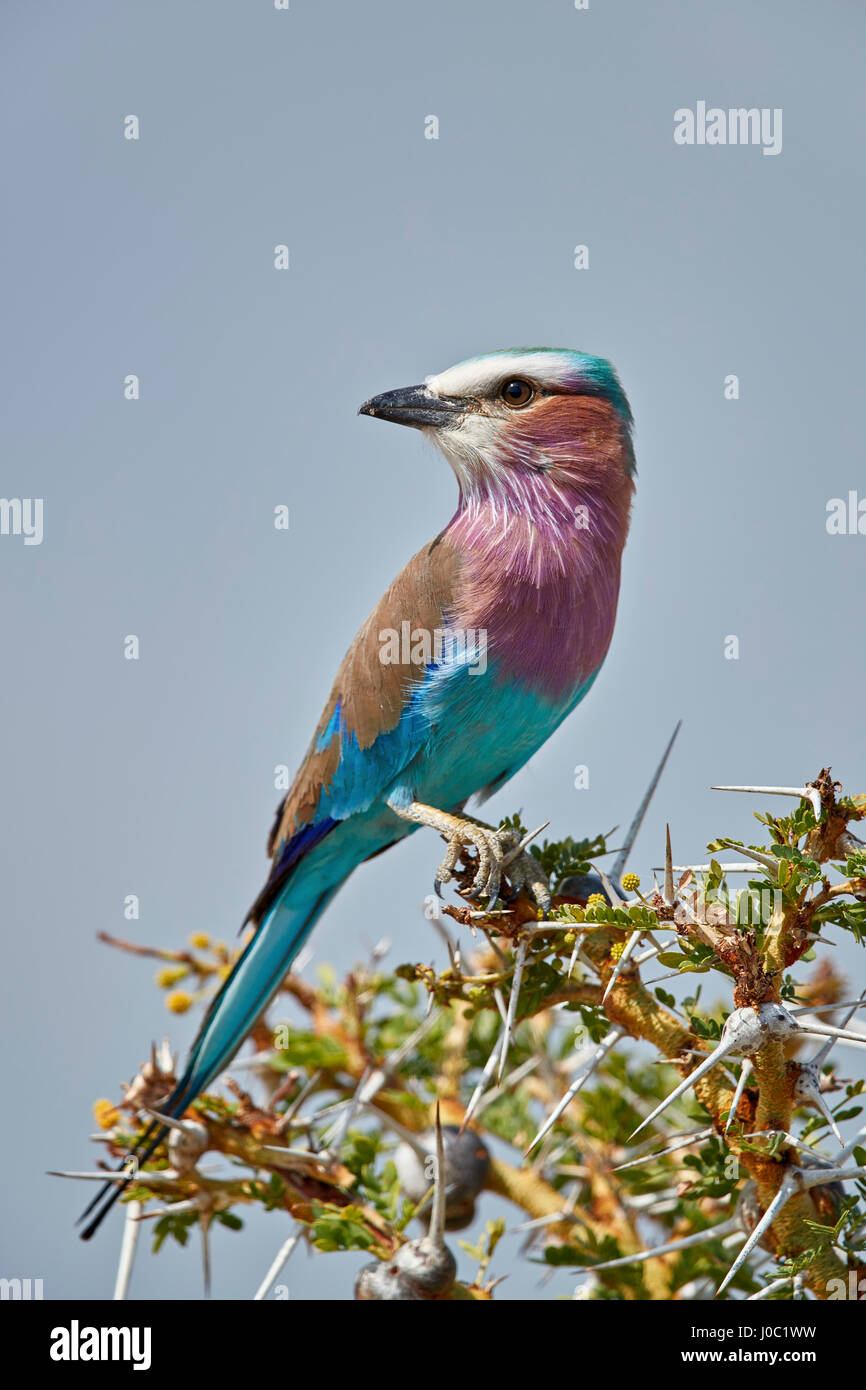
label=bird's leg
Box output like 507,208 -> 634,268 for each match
387,799 -> 550,910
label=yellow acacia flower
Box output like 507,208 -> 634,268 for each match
166,990 -> 192,1014
155,966 -> 189,988
93,1098 -> 120,1130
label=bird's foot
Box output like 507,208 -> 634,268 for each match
495,829 -> 551,912
387,799 -> 550,911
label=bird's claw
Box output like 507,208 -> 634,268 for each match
435,822 -> 550,912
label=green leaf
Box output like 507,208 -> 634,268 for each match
271,1029 -> 348,1070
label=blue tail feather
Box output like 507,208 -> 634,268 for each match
167,885 -> 338,1113
79,861 -> 342,1240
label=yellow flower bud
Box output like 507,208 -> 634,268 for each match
155,966 -> 188,989
621,872 -> 641,892
93,1098 -> 120,1130
166,990 -> 192,1014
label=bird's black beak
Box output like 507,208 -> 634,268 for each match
358,383 -> 465,429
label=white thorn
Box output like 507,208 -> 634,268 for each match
792,1063 -> 843,1146
137,1198 -> 201,1220
322,1067 -> 369,1151
711,785 -> 809,797
570,1216 -> 742,1275
602,927 -> 644,1001
304,1094 -> 349,1125
716,1162 -> 866,1297
747,1275 -> 793,1301
156,1037 -> 176,1074
613,1127 -> 715,1171
513,1209 -> 578,1234
493,986 -> 508,1024
253,1228 -> 301,1301
810,989 -> 866,1067
837,1123 -> 866,1166
462,1027 -> 505,1131
798,1021 -> 866,1045
48,1169 -> 180,1188
430,1106 -> 447,1248
257,1144 -> 335,1170
797,1163 -> 866,1188
740,1130 -> 835,1163
525,1027 -> 624,1154
652,864 -> 759,875
629,1037 -> 738,1140
356,1010 -> 442,1108
472,1055 -> 539,1122
359,1105 -> 430,1160
633,943 -> 664,966
112,1200 -> 142,1301
610,721 -> 682,882
139,1107 -> 194,1135
716,1176 -> 797,1297
201,1213 -> 212,1299
629,1004 -> 777,1141
789,998 -> 866,1017
594,866 -> 626,908
811,1090 -> 844,1147
716,840 -> 780,874
664,825 -> 674,906
794,1014 -> 866,1052
806,785 -> 823,821
795,1162 -> 866,1184
278,1068 -> 322,1130
725,1058 -> 753,1135
498,938 -> 528,1084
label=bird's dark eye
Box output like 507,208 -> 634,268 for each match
500,378 -> 535,408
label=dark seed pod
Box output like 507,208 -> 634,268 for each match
393,1235 -> 457,1296
394,1125 -> 490,1231
559,872 -> 618,904
358,1108 -> 460,1298
354,1260 -> 428,1301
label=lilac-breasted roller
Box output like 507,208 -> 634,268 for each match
80,346 -> 635,1237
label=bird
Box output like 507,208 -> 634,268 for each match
79,346 -> 635,1238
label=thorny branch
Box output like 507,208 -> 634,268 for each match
61,766 -> 866,1300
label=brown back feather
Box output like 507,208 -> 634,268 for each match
266,532 -> 462,859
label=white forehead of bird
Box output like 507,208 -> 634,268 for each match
426,350 -> 582,401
